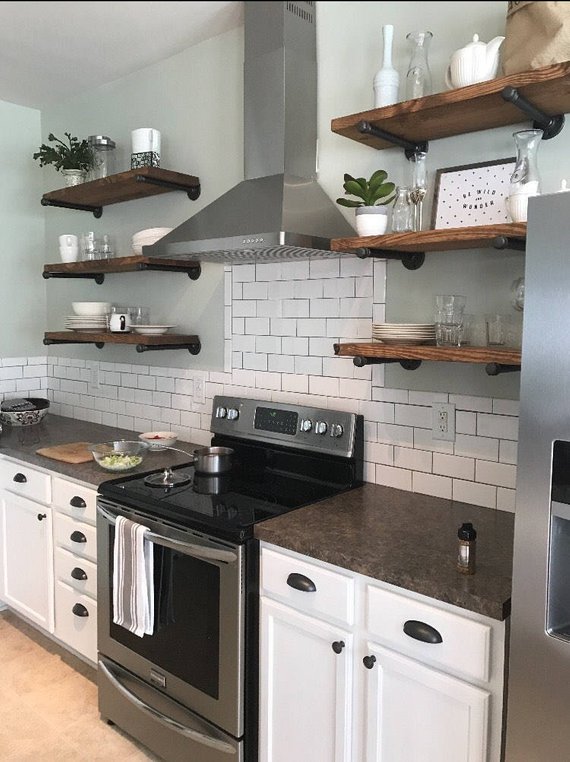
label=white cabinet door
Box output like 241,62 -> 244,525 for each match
363,642 -> 489,762
260,598 -> 353,762
0,490 -> 54,632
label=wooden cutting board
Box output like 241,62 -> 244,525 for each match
36,442 -> 94,464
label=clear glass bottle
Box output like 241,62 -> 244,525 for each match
391,186 -> 414,232
457,522 -> 477,575
408,151 -> 428,231
405,31 -> 433,100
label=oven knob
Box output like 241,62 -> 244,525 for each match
227,408 -> 239,421
330,423 -> 344,438
215,406 -> 227,419
315,421 -> 328,435
300,418 -> 313,432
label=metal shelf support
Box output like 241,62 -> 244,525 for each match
41,197 -> 103,218
354,247 -> 425,271
493,236 -> 526,252
357,120 -> 429,159
44,338 -> 105,349
136,340 -> 201,355
42,271 -> 105,284
137,262 -> 202,280
501,86 -> 565,140
353,357 -> 422,371
486,362 -> 521,376
134,174 -> 201,201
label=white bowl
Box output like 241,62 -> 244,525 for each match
132,227 -> 173,241
139,431 -> 178,450
72,301 -> 111,317
133,325 -> 175,335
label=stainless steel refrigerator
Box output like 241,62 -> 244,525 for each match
506,191 -> 570,760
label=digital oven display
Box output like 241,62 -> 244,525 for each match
254,406 -> 298,436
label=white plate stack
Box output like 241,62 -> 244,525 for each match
65,315 -> 108,332
372,322 -> 436,345
132,227 -> 173,256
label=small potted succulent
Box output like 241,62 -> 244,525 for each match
336,170 -> 396,236
33,132 -> 94,187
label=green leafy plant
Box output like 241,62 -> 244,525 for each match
33,132 -> 94,172
336,170 -> 396,208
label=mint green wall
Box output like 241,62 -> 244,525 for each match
0,100 -> 45,357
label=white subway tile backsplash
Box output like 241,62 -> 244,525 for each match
294,356 -> 323,375
340,257 -> 373,277
245,317 -> 270,335
377,423 -> 414,447
448,394 -> 493,413
268,355 -> 295,373
297,318 -> 327,337
456,411 -> 477,435
433,453 -> 475,480
233,264 -> 256,282
233,335 -> 257,353
366,442 -> 393,465
243,282 -> 268,300
270,318 -> 297,336
339,378 -> 369,400
282,261 -> 310,280
339,297 -> 372,318
283,337 -> 309,355
283,300 -> 310,318
413,428 -> 455,454
309,376 -> 339,397
408,390 -> 448,405
375,464 -> 412,491
394,404 -> 431,429
256,336 -> 282,354
476,460 -> 517,489
232,300 -> 257,318
500,440 -> 518,465
478,413 -> 519,441
497,487 -> 516,513
257,301 -> 283,318
412,472 -> 452,500
323,279 -> 354,298
256,262 -> 282,281
453,479 -> 496,509
356,277 -> 373,298
282,374 -> 309,394
454,433 -> 499,461
394,447 -> 432,472
309,259 -> 340,279
360,400 -> 395,423
310,298 -> 340,318
492,398 -> 520,416
243,353 -> 268,371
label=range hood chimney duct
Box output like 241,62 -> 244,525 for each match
145,0 -> 354,264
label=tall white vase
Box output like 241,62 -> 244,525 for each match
373,25 -> 400,107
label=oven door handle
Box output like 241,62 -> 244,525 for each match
98,659 -> 237,755
97,505 -> 238,564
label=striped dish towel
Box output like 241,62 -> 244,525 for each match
113,515 -> 154,638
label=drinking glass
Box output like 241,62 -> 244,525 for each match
461,314 -> 488,347
487,314 -> 512,346
435,295 -> 466,346
131,307 -> 150,326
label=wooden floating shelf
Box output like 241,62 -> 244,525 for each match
41,167 -> 201,217
331,61 -> 570,150
331,222 -> 527,255
43,255 -> 201,283
334,342 -> 521,367
43,331 -> 201,355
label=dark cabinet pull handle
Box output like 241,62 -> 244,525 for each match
286,572 -> 317,592
332,640 -> 345,654
70,496 -> 87,509
363,655 -> 377,669
403,619 -> 443,644
70,531 -> 87,544
72,603 -> 89,618
71,567 -> 88,581
13,473 -> 27,483
37,513 -> 47,521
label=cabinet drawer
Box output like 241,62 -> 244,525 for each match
0,459 -> 51,505
53,513 -> 97,563
54,580 -> 97,664
54,547 -> 97,600
366,584 -> 491,682
52,478 -> 97,525
261,546 -> 354,626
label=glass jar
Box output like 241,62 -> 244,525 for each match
405,31 -> 433,100
88,135 -> 116,180
391,187 -> 414,232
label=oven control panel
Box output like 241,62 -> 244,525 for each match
211,395 -> 362,458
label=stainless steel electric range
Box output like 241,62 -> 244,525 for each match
96,395 -> 363,762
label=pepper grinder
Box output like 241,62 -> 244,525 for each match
457,522 -> 477,574
373,25 -> 400,108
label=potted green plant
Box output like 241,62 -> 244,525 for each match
336,170 -> 396,236
33,132 -> 94,187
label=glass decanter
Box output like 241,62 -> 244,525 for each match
510,129 -> 543,197
405,31 -> 433,100
408,152 -> 428,231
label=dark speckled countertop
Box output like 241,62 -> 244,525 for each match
254,483 -> 514,621
0,414 -> 203,487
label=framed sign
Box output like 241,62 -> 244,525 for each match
431,158 -> 516,229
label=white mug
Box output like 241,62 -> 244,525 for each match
59,247 -> 79,263
59,234 -> 78,247
131,128 -> 161,154
109,313 -> 131,333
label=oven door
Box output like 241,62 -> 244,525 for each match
97,497 -> 245,738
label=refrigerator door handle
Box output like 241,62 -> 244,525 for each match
403,619 -> 443,644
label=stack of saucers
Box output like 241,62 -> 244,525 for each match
132,227 -> 173,256
65,315 -> 107,332
372,322 -> 436,345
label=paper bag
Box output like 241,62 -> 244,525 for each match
502,1 -> 570,75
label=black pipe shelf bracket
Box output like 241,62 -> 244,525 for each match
43,338 -> 105,349
485,362 -> 521,376
42,272 -> 106,284
40,197 -> 103,219
357,120 -> 429,159
137,262 -> 202,280
353,356 -> 423,371
134,174 -> 201,201
501,86 -> 565,140
136,340 -> 201,355
492,236 -> 526,252
355,247 -> 425,271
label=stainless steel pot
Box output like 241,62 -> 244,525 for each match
192,446 -> 234,475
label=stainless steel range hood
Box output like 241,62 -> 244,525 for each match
145,0 -> 354,264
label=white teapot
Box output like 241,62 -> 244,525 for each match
446,34 -> 505,89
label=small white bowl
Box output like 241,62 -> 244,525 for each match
72,301 -> 111,317
139,431 -> 178,450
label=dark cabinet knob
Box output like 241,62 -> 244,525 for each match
70,496 -> 86,509
13,473 -> 27,483
332,640 -> 345,654
72,603 -> 89,618
70,531 -> 87,544
71,567 -> 88,581
363,655 -> 377,670
403,620 -> 443,644
286,572 -> 317,592
37,513 -> 47,521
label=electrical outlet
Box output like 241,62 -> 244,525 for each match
193,374 -> 205,405
90,366 -> 100,390
432,402 -> 456,442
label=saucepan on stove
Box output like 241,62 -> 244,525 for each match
165,445 -> 234,475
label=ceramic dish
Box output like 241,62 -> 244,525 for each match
0,397 -> 50,426
139,431 -> 178,450
132,325 -> 176,336
71,302 -> 111,317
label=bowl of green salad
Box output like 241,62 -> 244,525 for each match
90,440 -> 150,472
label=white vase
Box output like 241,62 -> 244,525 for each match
373,25 -> 400,107
355,206 -> 389,236
61,169 -> 87,187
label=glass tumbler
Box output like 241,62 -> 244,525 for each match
435,295 -> 466,346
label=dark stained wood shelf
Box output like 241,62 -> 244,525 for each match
41,167 -> 201,217
43,255 -> 201,283
331,61 -> 570,150
43,331 -> 201,355
331,222 -> 527,254
334,342 -> 521,370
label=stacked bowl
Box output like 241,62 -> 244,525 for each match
65,302 -> 110,332
132,227 -> 173,256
